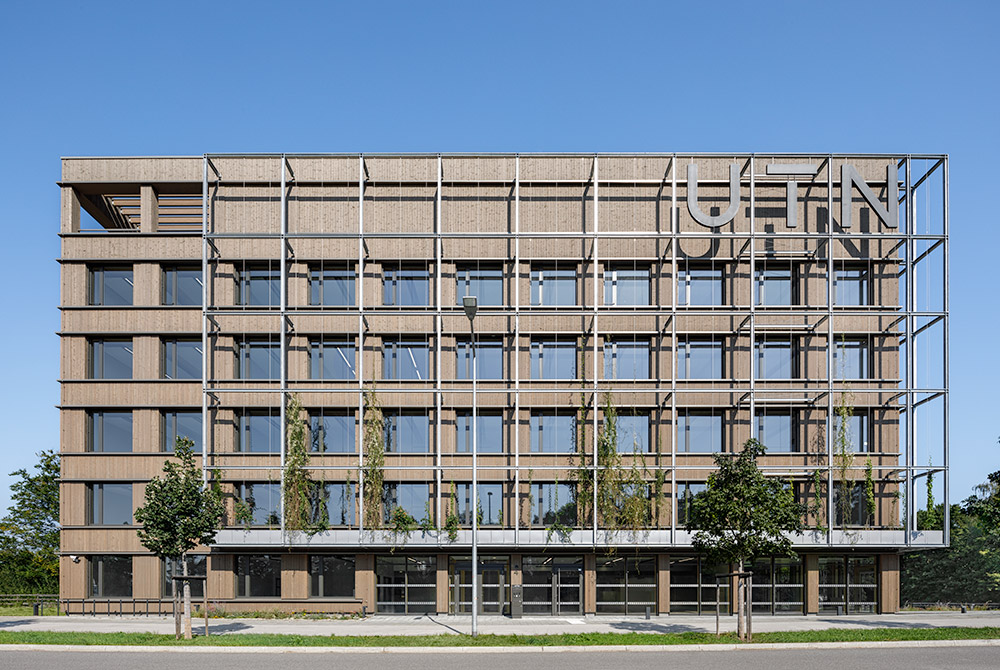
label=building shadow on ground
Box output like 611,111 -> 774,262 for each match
0,619 -> 32,629
608,621 -> 711,634
815,618 -> 935,629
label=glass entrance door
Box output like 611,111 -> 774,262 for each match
555,566 -> 582,615
450,557 -> 509,615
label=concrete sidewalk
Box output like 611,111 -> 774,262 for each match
1,611 -> 997,637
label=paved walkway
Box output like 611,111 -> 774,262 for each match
1,611 -> 997,637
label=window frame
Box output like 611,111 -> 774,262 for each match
676,337 -> 723,380
88,339 -> 133,379
455,264 -> 503,306
161,266 -> 202,306
163,410 -> 202,453
530,265 -> 577,306
755,265 -> 796,307
383,264 -> 430,307
455,410 -> 504,454
382,482 -> 430,524
383,411 -> 431,454
88,410 -> 133,453
677,266 -> 724,307
529,410 -> 576,454
677,410 -> 723,454
309,410 -> 356,453
834,336 -> 870,380
234,482 -> 282,527
89,555 -> 132,598
603,339 -> 650,380
755,410 -> 797,453
235,264 -> 280,307
162,338 -> 203,380
383,338 -> 430,381
309,263 -> 356,307
604,265 -> 651,306
88,266 -> 134,306
529,338 -> 577,380
87,482 -> 133,526
309,338 -> 357,380
236,337 -> 280,380
456,337 -> 503,380
235,554 -> 282,598
755,337 -> 798,380
237,410 -> 281,453
833,265 -> 871,307
310,555 -> 356,598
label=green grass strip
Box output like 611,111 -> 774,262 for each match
0,627 -> 999,647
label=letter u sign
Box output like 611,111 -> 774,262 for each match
686,164 -> 741,228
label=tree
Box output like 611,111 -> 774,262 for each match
686,438 -> 806,639
0,450 -> 60,593
134,438 -> 225,639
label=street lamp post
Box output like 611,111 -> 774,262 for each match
463,295 -> 479,637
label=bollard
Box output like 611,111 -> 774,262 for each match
32,603 -> 40,616
645,606 -> 650,620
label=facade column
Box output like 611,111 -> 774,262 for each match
436,553 -> 449,614
356,554 -> 375,612
281,555 -> 308,599
584,553 -> 596,614
61,186 -> 80,233
879,554 -> 900,613
805,554 -> 820,614
657,554 -> 670,614
140,184 -> 159,233
208,555 -> 235,600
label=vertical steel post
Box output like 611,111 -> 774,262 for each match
942,157 -> 950,545
357,155 -> 366,533
514,154 -> 521,546
670,155 -> 677,545
826,155 -> 835,542
592,155 -> 599,547
201,156 -> 209,487
279,155 -> 288,538
436,155 -> 443,531
905,157 -> 914,544
471,316 -> 478,635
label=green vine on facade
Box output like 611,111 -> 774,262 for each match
864,457 -> 876,527
284,393 -> 325,535
444,482 -> 460,543
362,387 -> 386,533
834,386 -> 856,527
811,468 -> 827,533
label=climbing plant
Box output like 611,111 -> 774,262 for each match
362,387 -> 386,532
283,393 -> 322,534
834,388 -> 856,527
864,457 -> 876,527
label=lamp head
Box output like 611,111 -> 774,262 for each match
463,295 -> 478,321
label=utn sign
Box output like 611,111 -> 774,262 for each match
686,162 -> 898,230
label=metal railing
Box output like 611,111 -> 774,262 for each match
0,593 -> 60,615
59,598 -> 177,616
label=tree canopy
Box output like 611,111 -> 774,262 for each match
0,450 -> 60,592
134,438 -> 225,560
686,438 -> 806,566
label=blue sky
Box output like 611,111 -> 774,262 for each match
0,1 -> 996,512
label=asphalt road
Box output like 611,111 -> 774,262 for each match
1,647 -> 998,670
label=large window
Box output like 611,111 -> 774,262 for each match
531,482 -> 576,526
309,264 -> 355,306
456,411 -> 503,453
456,265 -> 502,305
235,265 -> 280,307
530,411 -> 576,453
237,338 -> 280,380
530,339 -> 576,379
310,339 -> 356,380
236,555 -> 281,598
89,267 -> 133,306
383,264 -> 429,306
756,338 -> 796,379
616,413 -> 650,453
604,266 -> 650,306
163,411 -> 202,453
531,266 -> 576,306
834,266 -> 869,306
677,411 -> 722,453
833,482 -> 870,527
677,338 -> 722,379
164,555 -> 207,598
819,555 -> 877,614
383,339 -> 430,380
163,339 -> 202,379
750,557 -> 804,614
676,482 -> 707,526
384,412 -> 430,453
238,410 -> 280,453
598,556 -> 657,615
310,556 -> 355,598
755,267 -> 795,306
451,482 -> 504,525
375,555 -> 436,614
756,411 -> 795,452
604,340 -> 649,380
677,267 -> 723,306
235,483 -> 281,526
311,482 -> 356,526
383,483 -> 430,523
456,338 -> 503,379
162,266 -> 202,306
310,411 -> 355,453
89,339 -> 132,379
88,411 -> 132,452
87,483 -> 133,525
833,410 -> 870,453
834,337 -> 869,379
90,555 -> 132,598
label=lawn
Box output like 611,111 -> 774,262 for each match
0,627 -> 998,647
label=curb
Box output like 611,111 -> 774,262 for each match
2,639 -> 1000,654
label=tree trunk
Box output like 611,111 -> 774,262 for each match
183,554 -> 193,640
173,579 -> 181,640
736,559 -> 745,641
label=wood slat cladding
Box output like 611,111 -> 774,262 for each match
58,153 -> 948,615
